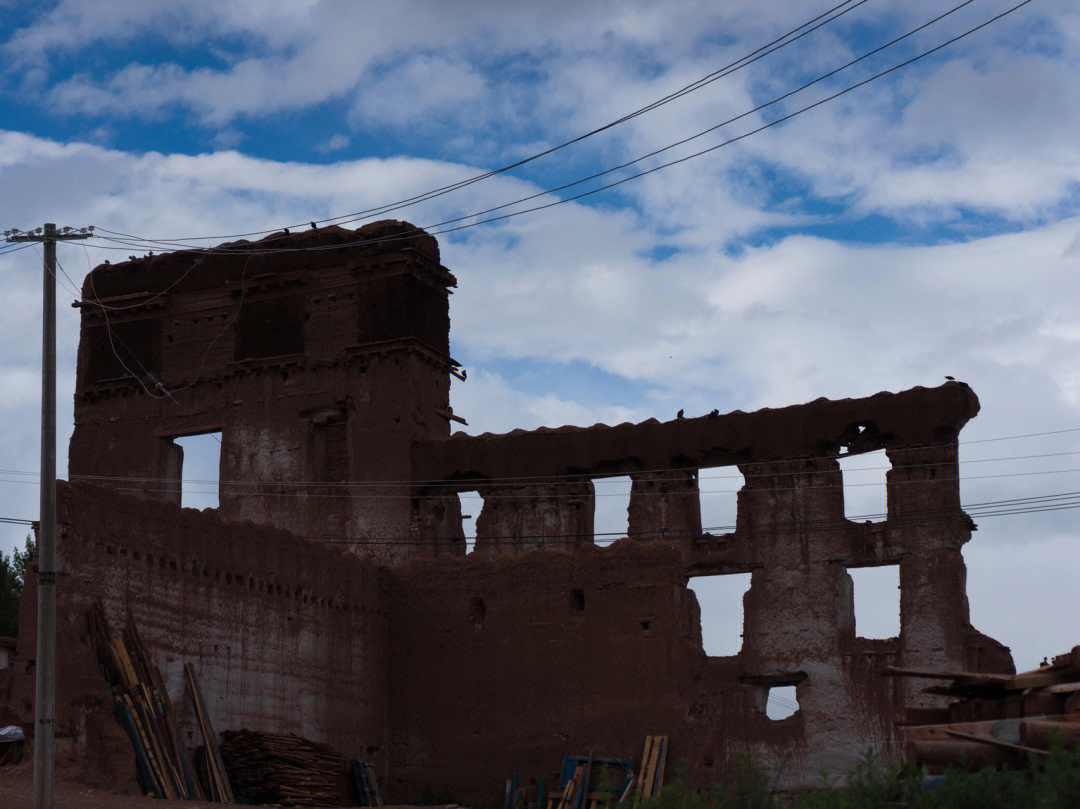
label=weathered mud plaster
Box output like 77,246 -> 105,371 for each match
8,223 -> 1012,801
69,221 -> 460,565
12,480 -> 389,788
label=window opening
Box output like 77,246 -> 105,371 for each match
459,491 -> 481,554
687,572 -> 752,656
172,432 -> 222,510
235,294 -> 303,360
700,466 -> 743,534
838,448 -> 888,521
312,417 -> 348,482
765,685 -> 799,720
468,596 -> 486,626
85,319 -> 161,383
593,475 -> 631,546
849,565 -> 901,639
570,589 -> 585,613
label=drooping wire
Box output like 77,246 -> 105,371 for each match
80,0 -> 1025,260
91,0 -> 874,246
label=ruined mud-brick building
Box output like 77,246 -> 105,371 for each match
1,221 -> 1012,800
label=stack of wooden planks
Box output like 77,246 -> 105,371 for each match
86,601 -> 207,800
219,729 -> 347,806
887,645 -> 1080,772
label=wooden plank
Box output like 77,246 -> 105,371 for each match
1019,720 -> 1080,748
906,739 -> 1009,769
642,736 -> 661,799
506,775 -> 518,809
1040,681 -> 1080,694
558,765 -> 584,809
184,662 -> 234,803
115,700 -> 160,797
111,638 -> 139,691
123,694 -> 173,799
1010,670 -> 1073,690
574,753 -> 592,809
943,729 -> 1049,758
651,737 -> 668,798
363,761 -> 384,807
634,736 -> 653,805
882,666 -> 1012,683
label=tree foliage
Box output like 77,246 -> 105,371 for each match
0,534 -> 36,637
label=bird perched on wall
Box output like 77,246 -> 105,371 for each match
310,221 -> 318,230
103,259 -> 110,265
676,409 -> 685,419
282,227 -> 289,235
128,255 -> 136,261
709,409 -> 719,418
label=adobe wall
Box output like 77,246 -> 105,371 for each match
12,480 -> 390,787
69,221 -> 461,565
393,383 -> 1013,802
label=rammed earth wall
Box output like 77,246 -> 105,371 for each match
13,480 -> 389,787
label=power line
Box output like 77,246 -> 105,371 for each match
4,485 -> 1076,547
3,428 -> 1080,492
77,0 -> 1024,260
301,489 -> 1080,544
89,0 -> 874,246
3,461 -> 1080,505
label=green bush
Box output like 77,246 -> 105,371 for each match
630,744 -> 1080,809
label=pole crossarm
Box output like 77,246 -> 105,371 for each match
5,225 -> 93,243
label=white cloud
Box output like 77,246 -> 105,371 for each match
2,0 -> 1080,667
350,54 -> 487,130
451,370 -> 644,436
315,133 -> 350,153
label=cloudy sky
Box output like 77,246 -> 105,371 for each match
1,0 -> 1078,670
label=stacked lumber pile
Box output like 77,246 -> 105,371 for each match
887,645 -> 1080,772
219,729 -> 347,806
87,602 -> 208,800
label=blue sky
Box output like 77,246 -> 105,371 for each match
1,0 -> 1079,668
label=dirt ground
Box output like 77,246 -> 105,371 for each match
0,762 -> 443,809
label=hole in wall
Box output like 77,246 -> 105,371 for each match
171,432 -> 222,510
592,475 -> 631,546
765,685 -> 799,720
849,565 -> 900,639
687,572 -> 752,656
458,491 -> 481,554
838,449 -> 888,521
700,467 -> 744,533
570,589 -> 585,614
468,596 -> 486,626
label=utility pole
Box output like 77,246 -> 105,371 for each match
4,223 -> 92,809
